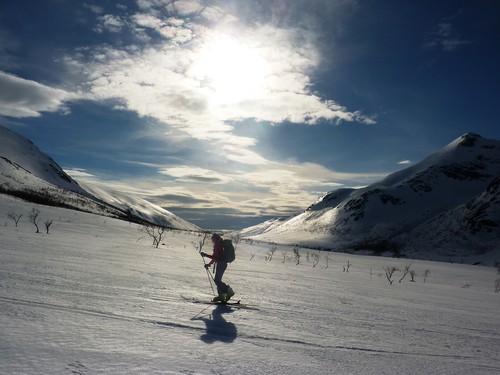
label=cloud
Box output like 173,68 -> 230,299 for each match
65,0 -> 374,151
70,149 -> 388,220
64,168 -> 96,179
56,1 -> 385,225
166,0 -> 204,17
222,145 -> 268,166
159,166 -> 232,184
398,160 -> 411,165
95,14 -> 126,33
423,14 -> 471,52
83,3 -> 104,14
0,71 -> 75,118
153,157 -> 387,217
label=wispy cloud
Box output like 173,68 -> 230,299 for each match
423,14 -> 471,52
95,14 -> 126,33
69,152 -> 388,221
159,166 -> 232,184
65,1 -> 374,150
0,71 -> 76,118
64,168 -> 96,179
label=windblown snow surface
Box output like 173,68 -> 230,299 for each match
1,194 -> 499,374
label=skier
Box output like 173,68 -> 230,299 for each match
201,233 -> 235,302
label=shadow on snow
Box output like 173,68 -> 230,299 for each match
192,305 -> 237,344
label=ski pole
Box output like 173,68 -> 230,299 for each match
205,267 -> 216,296
201,255 -> 216,296
197,232 -> 216,296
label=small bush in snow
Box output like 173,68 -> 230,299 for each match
44,220 -> 53,234
29,207 -> 41,233
343,261 -> 351,273
7,211 -> 22,227
384,266 -> 399,285
265,246 -> 276,261
398,264 -> 412,283
311,252 -> 320,268
293,248 -> 301,265
409,270 -> 416,282
140,224 -> 166,248
424,269 -> 431,283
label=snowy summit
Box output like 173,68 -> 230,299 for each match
240,133 -> 500,265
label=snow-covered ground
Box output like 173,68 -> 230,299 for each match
1,194 -> 499,374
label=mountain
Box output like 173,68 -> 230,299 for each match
237,217 -> 289,238
0,125 -> 199,231
242,133 -> 500,264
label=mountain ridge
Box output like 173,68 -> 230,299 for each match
240,133 -> 500,265
0,125 -> 200,231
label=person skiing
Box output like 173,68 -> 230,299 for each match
201,233 -> 235,302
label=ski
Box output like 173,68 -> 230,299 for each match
180,295 -> 257,309
181,295 -> 239,305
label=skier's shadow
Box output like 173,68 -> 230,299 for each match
192,305 -> 237,344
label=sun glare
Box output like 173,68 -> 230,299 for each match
191,35 -> 269,103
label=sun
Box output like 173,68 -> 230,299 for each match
191,35 -> 269,104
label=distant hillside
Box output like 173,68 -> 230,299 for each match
241,133 -> 500,265
0,125 -> 200,231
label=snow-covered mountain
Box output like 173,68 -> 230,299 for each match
0,125 -> 199,231
243,133 -> 500,264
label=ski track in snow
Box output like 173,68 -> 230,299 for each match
1,195 -> 499,374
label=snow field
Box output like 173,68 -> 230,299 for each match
1,195 -> 499,374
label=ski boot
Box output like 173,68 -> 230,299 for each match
225,287 -> 235,302
212,294 -> 226,303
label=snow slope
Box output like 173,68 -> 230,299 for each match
0,125 -> 89,196
80,182 -> 200,231
0,125 -> 199,231
1,194 -> 499,374
244,133 -> 500,264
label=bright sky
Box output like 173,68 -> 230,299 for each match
1,1 -> 499,230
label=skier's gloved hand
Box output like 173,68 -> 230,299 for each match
204,264 -> 210,269
200,252 -> 207,257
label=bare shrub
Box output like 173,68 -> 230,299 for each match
44,220 -> 53,234
409,270 -> 416,282
7,212 -> 22,227
141,225 -> 166,248
29,207 -> 41,233
265,246 -> 277,261
384,266 -> 399,285
192,232 -> 209,253
424,269 -> 430,283
311,252 -> 320,268
343,261 -> 351,273
293,247 -> 301,265
398,264 -> 412,283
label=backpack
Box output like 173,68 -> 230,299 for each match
222,239 -> 235,263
